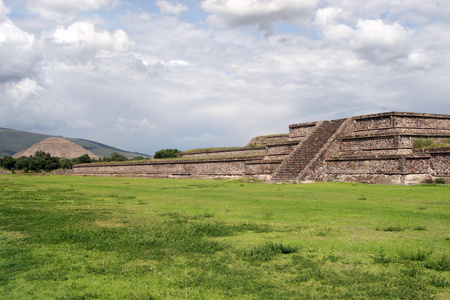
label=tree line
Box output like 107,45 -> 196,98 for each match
0,151 -> 143,173
0,149 -> 181,173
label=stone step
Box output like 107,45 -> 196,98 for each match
271,119 -> 345,182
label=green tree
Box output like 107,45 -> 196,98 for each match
15,156 -> 30,172
28,152 -> 47,171
132,156 -> 146,161
110,152 -> 127,162
73,154 -> 92,164
1,155 -> 16,170
154,149 -> 181,159
44,154 -> 61,171
60,158 -> 73,169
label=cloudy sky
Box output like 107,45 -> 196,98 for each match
1,0 -> 449,155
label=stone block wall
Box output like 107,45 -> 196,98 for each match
180,147 -> 265,159
415,148 -> 450,177
72,111 -> 450,185
72,156 -> 276,179
265,142 -> 298,160
304,112 -> 450,184
288,122 -> 318,141
245,160 -> 283,179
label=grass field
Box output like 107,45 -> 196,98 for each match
0,175 -> 449,299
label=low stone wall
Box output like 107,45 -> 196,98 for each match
73,156 -> 268,179
245,159 -> 282,179
353,112 -> 450,130
180,147 -> 265,158
415,148 -> 450,177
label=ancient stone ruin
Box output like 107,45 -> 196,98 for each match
73,112 -> 450,185
14,137 -> 99,160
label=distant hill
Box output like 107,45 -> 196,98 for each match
0,127 -> 151,159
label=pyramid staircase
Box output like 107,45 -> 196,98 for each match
270,119 -> 346,182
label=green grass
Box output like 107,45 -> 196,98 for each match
0,175 -> 449,299
413,138 -> 450,149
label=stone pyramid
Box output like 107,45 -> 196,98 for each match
13,137 -> 99,159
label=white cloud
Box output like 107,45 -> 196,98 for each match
351,19 -> 413,64
403,52 -> 434,71
115,117 -> 156,133
321,0 -> 450,25
182,133 -> 219,141
7,78 -> 44,104
0,9 -> 37,84
67,119 -> 95,130
168,59 -> 191,67
315,7 -> 414,65
0,0 -> 11,21
201,0 -> 318,35
0,19 -> 34,45
1,0 -> 450,156
156,0 -> 188,16
49,21 -> 131,63
315,7 -> 353,41
28,0 -> 118,20
53,21 -> 129,52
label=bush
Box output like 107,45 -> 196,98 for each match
73,154 -> 92,164
434,178 -> 446,184
154,149 -> 181,159
110,152 -> 127,162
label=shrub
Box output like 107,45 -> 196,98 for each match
154,149 -> 181,159
434,178 -> 446,184
73,154 -> 92,164
110,152 -> 127,162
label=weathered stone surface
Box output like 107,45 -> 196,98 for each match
180,148 -> 265,158
288,122 -> 317,141
73,156 -> 276,180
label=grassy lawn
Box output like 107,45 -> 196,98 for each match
0,175 -> 449,299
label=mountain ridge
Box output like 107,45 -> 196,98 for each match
0,127 -> 151,159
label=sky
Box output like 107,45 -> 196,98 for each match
1,0 -> 449,156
